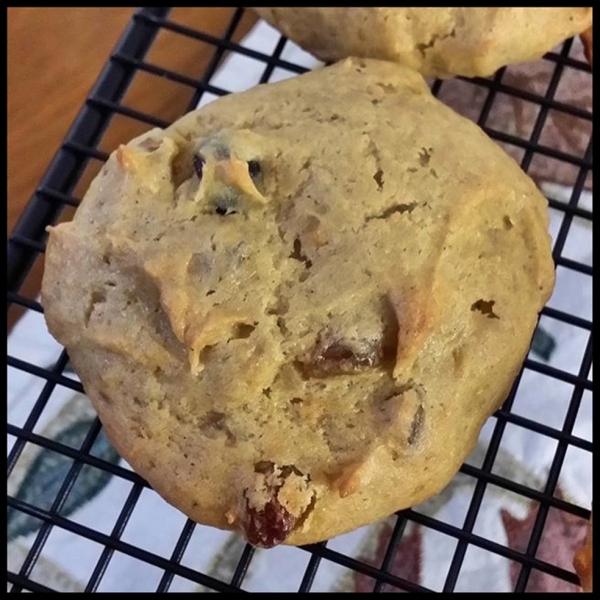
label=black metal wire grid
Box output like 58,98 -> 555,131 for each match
7,7 -> 592,593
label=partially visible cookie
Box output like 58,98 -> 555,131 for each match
42,58 -> 555,547
574,514 -> 593,592
436,33 -> 592,190
254,7 -> 593,78
581,27 -> 593,64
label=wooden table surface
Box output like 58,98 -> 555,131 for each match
7,7 -> 257,331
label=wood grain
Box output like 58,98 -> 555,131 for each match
7,7 -> 258,332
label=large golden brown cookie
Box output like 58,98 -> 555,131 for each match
254,7 -> 593,78
42,58 -> 555,547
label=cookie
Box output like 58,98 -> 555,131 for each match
581,26 -> 593,64
42,58 -> 555,547
435,33 -> 592,190
254,7 -> 593,78
574,514 -> 593,592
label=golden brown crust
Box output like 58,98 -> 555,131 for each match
41,58 -> 555,547
254,7 -> 593,78
574,514 -> 593,592
581,27 -> 593,64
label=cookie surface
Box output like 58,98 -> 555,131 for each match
254,7 -> 593,78
42,58 -> 555,547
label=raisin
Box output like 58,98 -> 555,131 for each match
297,331 -> 382,378
240,463 -> 313,548
241,495 -> 296,548
254,460 -> 276,474
193,153 -> 206,180
289,238 -> 312,269
200,411 -> 236,444
215,205 -> 237,216
214,195 -> 238,216
248,160 -> 261,179
202,411 -> 226,430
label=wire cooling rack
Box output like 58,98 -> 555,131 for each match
7,7 -> 593,593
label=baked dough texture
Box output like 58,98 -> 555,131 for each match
254,7 -> 593,78
42,58 -> 555,547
